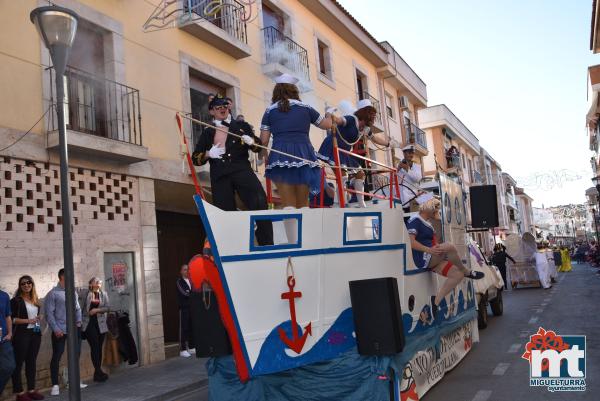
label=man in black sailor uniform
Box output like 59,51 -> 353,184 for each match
192,95 -> 273,246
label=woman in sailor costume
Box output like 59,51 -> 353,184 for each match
407,195 -> 484,317
317,99 -> 398,207
260,74 -> 333,208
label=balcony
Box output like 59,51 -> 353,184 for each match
47,67 -> 148,163
445,153 -> 461,176
180,0 -> 251,59
262,26 -> 310,88
404,120 -> 428,154
358,91 -> 384,133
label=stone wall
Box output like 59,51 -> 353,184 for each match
0,156 -> 162,397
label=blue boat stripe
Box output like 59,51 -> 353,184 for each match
220,243 -> 405,262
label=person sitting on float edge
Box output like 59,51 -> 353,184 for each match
317,99 -> 399,208
407,195 -> 484,318
192,94 -> 273,246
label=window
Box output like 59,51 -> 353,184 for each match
461,154 -> 466,168
343,212 -> 382,245
189,71 -> 226,146
317,40 -> 332,79
356,70 -> 366,98
262,3 -> 285,32
467,159 -> 473,181
385,92 -> 394,119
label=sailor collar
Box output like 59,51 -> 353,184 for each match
213,115 -> 232,126
267,99 -> 311,110
415,214 -> 434,230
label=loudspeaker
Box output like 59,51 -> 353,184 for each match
469,185 -> 499,228
349,277 -> 404,355
190,287 -> 232,357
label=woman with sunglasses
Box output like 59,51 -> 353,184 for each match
81,277 -> 110,382
10,276 -> 44,401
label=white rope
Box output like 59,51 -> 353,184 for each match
178,113 -> 421,194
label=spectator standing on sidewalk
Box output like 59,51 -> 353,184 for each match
82,277 -> 110,383
177,264 -> 194,358
491,244 -> 516,290
45,269 -> 86,396
10,275 -> 44,400
0,289 -> 15,395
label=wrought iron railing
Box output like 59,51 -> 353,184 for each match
48,66 -> 142,145
446,154 -> 461,169
358,91 -> 382,125
184,0 -> 248,44
404,121 -> 427,149
262,26 -> 309,80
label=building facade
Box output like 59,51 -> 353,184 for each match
0,0 -> 428,390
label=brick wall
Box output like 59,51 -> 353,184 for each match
0,156 -> 145,397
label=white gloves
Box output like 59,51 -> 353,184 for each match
241,135 -> 255,146
208,144 -> 225,159
388,138 -> 400,148
325,107 -> 337,115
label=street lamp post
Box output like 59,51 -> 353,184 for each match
30,6 -> 80,400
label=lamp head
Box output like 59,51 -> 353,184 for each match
30,6 -> 78,74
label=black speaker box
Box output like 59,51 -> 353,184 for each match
190,288 -> 232,357
469,185 -> 499,228
349,277 -> 405,355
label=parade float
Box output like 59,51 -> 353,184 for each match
177,110 -> 480,400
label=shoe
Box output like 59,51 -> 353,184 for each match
50,385 -> 59,396
93,371 -> 108,383
27,391 -> 44,400
80,383 -> 87,389
16,393 -> 32,401
465,270 -> 484,280
188,348 -> 196,354
180,350 -> 192,358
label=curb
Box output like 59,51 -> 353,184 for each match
145,378 -> 209,401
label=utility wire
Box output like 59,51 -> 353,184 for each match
0,107 -> 51,152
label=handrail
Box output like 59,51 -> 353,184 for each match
262,26 -> 310,79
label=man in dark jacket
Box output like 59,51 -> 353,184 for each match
192,95 -> 273,246
491,244 -> 516,290
177,264 -> 193,357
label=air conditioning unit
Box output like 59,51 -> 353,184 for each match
398,95 -> 409,109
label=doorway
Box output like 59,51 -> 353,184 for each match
157,211 -> 205,348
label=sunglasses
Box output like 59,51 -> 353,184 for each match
213,105 -> 228,111
20,280 -> 33,286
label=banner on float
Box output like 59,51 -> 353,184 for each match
399,319 -> 477,401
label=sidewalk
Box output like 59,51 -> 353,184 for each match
51,356 -> 208,401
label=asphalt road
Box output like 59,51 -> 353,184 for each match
173,263 -> 599,401
424,262 -> 599,401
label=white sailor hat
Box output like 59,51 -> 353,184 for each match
415,192 -> 434,205
356,99 -> 373,110
401,144 -> 416,152
275,73 -> 299,85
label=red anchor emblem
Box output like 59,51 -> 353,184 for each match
278,258 -> 311,354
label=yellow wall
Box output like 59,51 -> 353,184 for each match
0,0 -> 399,178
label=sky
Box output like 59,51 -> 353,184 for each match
338,0 -> 597,207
